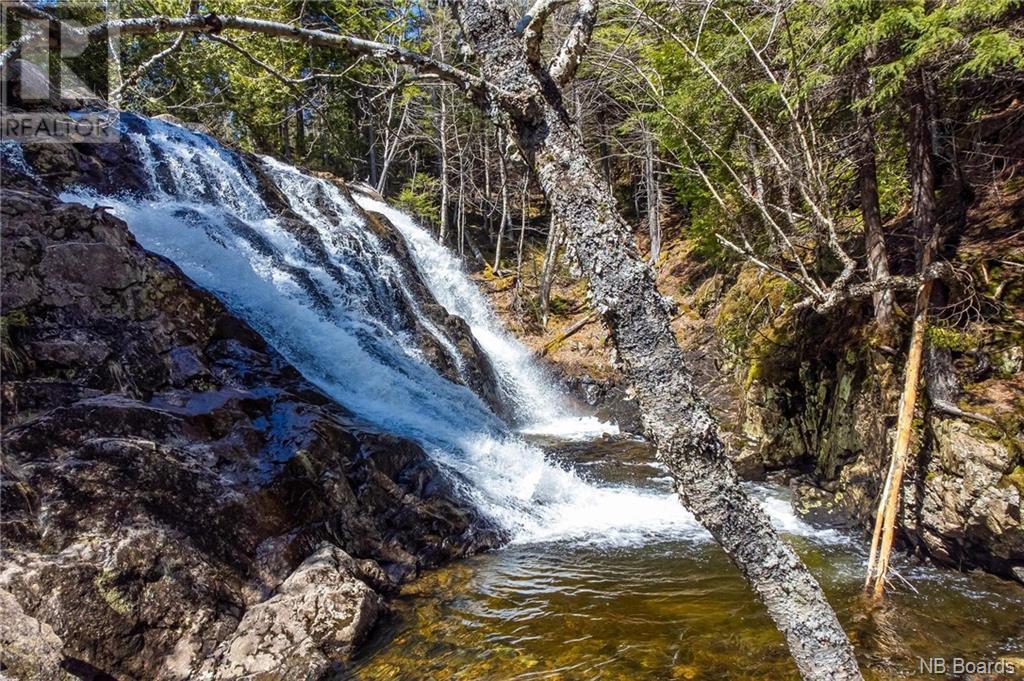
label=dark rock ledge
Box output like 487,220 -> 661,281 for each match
0,185 -> 503,679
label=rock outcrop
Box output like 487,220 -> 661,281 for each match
0,176 -> 502,678
729,299 -> 1023,582
198,545 -> 384,679
909,418 -> 1023,575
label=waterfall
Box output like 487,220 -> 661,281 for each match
350,195 -> 613,438
52,113 -> 838,547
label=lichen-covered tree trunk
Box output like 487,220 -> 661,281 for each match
453,1 -> 861,678
48,2 -> 860,674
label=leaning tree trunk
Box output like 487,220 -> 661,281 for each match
28,3 -> 862,675
453,1 -> 861,678
865,277 -> 931,595
865,70 -> 939,596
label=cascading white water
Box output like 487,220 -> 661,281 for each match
349,195 -> 612,439
53,114 -> 840,546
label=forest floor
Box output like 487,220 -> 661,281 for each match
479,242 -> 715,367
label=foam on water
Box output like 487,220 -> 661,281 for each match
350,195 -> 616,435
54,113 -> 838,547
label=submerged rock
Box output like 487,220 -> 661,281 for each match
790,480 -> 857,528
0,185 -> 503,678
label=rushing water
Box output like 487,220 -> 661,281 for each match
51,114 -> 684,545
34,115 -> 1024,679
347,438 -> 1024,680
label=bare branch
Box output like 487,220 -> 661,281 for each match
1,11 -> 496,102
521,0 -> 573,63
717,8 -> 821,198
6,0 -> 58,22
694,0 -> 713,51
111,31 -> 187,99
619,1 -> 847,258
204,34 -> 342,145
550,0 -> 599,85
930,399 -> 997,426
206,34 -> 298,87
799,263 -> 954,314
717,233 -> 812,294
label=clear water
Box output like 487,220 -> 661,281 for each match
48,115 -> 1024,679
345,438 -> 1024,680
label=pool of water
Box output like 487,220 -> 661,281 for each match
344,438 -> 1024,679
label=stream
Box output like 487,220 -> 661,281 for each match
38,114 -> 1024,680
348,436 -> 1024,680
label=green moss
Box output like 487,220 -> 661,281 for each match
1,309 -> 30,374
1000,466 -> 1024,495
549,296 -> 576,316
715,269 -> 796,353
1,309 -> 30,330
926,324 -> 980,352
714,269 -> 804,390
94,571 -> 133,616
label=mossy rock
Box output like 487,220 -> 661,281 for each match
1001,466 -> 1024,495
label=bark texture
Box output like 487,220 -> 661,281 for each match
854,57 -> 894,331
865,72 -> 940,596
9,3 -> 862,676
452,1 -> 861,678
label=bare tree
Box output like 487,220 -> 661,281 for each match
643,121 -> 663,263
608,1 -> 931,319
853,48 -> 896,331
865,70 -> 940,596
493,128 -> 513,273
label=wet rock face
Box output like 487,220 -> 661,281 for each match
0,187 -> 503,679
737,356 -> 881,482
560,373 -> 643,435
359,206 -> 505,418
